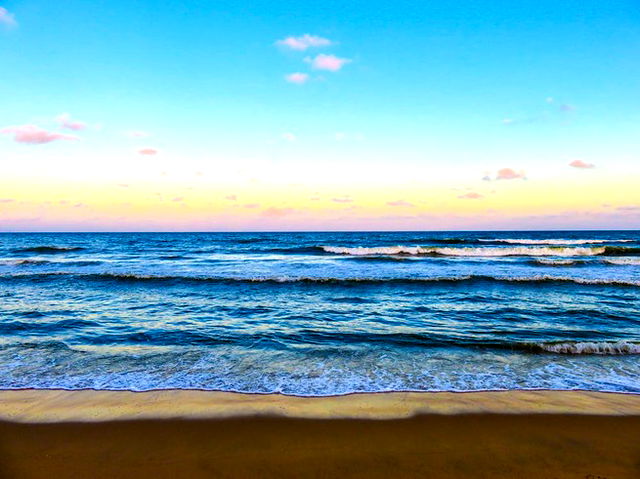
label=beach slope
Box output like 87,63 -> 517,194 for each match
0,390 -> 638,479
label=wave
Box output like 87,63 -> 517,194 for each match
533,340 -> 640,355
531,259 -> 583,267
321,245 -> 640,258
12,246 -> 85,254
480,238 -> 634,245
2,272 -> 638,287
603,258 -> 640,266
266,246 -> 328,254
1,259 -> 102,267
3,335 -> 638,356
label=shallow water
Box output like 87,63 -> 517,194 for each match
0,231 -> 638,395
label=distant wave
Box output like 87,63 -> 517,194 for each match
3,336 -> 638,356
2,272 -> 638,287
1,259 -> 102,267
533,340 -> 640,355
531,259 -> 582,267
479,238 -> 634,245
603,258 -> 640,266
321,245 -> 640,257
12,246 -> 85,254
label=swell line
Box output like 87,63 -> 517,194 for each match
3,337 -> 638,355
320,245 -> 640,257
1,272 -> 638,287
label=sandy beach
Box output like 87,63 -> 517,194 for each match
0,389 -> 638,478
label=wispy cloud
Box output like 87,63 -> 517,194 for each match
56,113 -> 87,131
126,131 -> 150,138
225,195 -> 237,201
307,54 -> 351,72
262,207 -> 296,217
617,205 -> 640,212
458,192 -> 483,199
284,72 -> 309,84
496,168 -> 526,180
502,116 -> 539,126
276,34 -> 332,51
502,98 -> 577,126
243,203 -> 260,209
569,159 -> 595,169
281,132 -> 296,142
332,196 -> 353,203
137,148 -> 158,155
1,125 -> 78,144
387,200 -> 414,207
0,7 -> 17,29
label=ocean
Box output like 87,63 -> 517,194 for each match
0,231 -> 638,395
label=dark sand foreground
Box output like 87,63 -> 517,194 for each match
0,390 -> 638,479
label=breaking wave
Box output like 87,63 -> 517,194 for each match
480,238 -> 633,245
534,341 -> 640,355
320,245 -> 640,257
603,258 -> 640,266
531,259 -> 581,266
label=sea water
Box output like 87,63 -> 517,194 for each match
0,231 -> 638,395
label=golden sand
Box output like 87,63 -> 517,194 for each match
0,389 -> 638,478
0,389 -> 638,422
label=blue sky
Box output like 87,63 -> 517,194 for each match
0,0 -> 639,230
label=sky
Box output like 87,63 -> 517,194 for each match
1,0 -> 639,231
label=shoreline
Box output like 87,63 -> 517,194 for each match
1,388 -> 638,423
0,389 -> 639,478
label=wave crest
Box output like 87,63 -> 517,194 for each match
480,238 -> 633,245
536,341 -> 640,355
321,245 -> 640,258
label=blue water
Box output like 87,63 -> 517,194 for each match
0,231 -> 639,395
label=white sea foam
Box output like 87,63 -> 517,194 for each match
322,245 -> 605,257
322,246 -> 425,255
539,341 -> 640,355
534,259 -> 578,266
603,258 -> 640,266
480,238 -> 632,245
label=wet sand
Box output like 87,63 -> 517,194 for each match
0,390 -> 638,478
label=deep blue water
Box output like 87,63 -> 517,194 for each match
0,231 -> 639,395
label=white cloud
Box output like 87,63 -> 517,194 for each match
276,34 -> 332,51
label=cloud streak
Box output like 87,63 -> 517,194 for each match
138,148 -> 158,155
387,200 -> 414,207
0,7 -> 16,28
56,113 -> 87,131
126,131 -> 150,138
307,54 -> 351,72
276,34 -> 332,51
284,72 -> 309,84
262,207 -> 296,217
569,160 -> 595,169
458,192 -> 483,199
1,125 -> 78,144
496,168 -> 526,180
